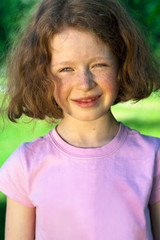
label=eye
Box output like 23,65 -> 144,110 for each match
60,67 -> 73,72
93,63 -> 108,68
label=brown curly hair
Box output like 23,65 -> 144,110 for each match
5,0 -> 160,122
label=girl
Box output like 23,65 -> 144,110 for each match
0,0 -> 160,239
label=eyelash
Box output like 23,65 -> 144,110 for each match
59,63 -> 108,72
93,63 -> 108,68
60,67 -> 73,72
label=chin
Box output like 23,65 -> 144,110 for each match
71,113 -> 107,122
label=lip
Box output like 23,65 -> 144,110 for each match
72,95 -> 101,108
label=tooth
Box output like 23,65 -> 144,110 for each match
78,97 -> 98,102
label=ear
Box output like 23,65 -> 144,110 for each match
117,68 -> 122,88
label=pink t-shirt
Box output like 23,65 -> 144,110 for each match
0,123 -> 160,240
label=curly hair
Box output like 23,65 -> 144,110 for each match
5,0 -> 160,122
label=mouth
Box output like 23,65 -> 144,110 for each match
72,95 -> 101,107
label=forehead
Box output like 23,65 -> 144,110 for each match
50,27 -> 116,61
52,28 -> 100,45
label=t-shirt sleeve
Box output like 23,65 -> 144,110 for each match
0,145 -> 34,208
149,144 -> 160,205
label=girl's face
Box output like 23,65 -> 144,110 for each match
51,27 -> 119,122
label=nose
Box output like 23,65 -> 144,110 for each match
76,69 -> 96,91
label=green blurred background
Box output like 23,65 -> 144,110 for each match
0,0 -> 160,239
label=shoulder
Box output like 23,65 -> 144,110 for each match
20,128 -> 59,156
121,124 -> 160,160
2,129 -> 57,174
21,130 -> 53,153
0,131 -> 57,208
124,124 -> 160,149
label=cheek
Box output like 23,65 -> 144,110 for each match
99,72 -> 118,93
53,78 -> 71,105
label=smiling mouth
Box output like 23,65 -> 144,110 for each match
73,95 -> 101,102
72,95 -> 101,107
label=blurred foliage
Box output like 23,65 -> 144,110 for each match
122,0 -> 160,59
0,0 -> 160,65
0,0 -> 37,63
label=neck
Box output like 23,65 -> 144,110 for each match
56,111 -> 119,148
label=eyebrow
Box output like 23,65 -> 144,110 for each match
52,61 -> 75,67
52,57 -> 114,67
